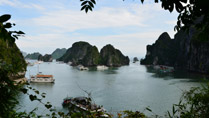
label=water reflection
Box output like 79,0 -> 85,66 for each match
30,83 -> 54,88
145,65 -> 209,81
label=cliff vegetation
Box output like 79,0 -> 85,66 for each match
57,41 -> 129,67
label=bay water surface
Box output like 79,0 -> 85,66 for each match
18,60 -> 206,116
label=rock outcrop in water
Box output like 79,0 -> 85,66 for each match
133,57 -> 139,63
38,54 -> 53,62
25,52 -> 42,59
58,41 -> 130,67
82,46 -> 100,66
140,28 -> 209,74
51,48 -> 67,59
57,41 -> 100,66
100,44 -> 129,67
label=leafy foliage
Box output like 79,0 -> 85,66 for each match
0,14 -> 25,44
167,83 -> 209,118
0,62 -> 20,118
120,110 -> 145,118
80,0 -> 96,13
0,14 -> 27,118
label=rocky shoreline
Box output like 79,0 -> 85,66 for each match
141,28 -> 209,74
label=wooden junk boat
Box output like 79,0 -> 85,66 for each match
62,97 -> 109,117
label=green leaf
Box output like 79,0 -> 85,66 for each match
29,95 -> 35,101
16,31 -> 25,34
45,104 -> 52,109
145,107 -> 152,112
88,6 -> 93,11
180,0 -> 187,3
85,8 -> 88,13
85,7 -> 89,13
168,4 -> 174,12
0,14 -> 11,23
141,0 -> 144,3
81,1 -> 88,6
35,90 -> 39,94
90,0 -> 96,4
172,105 -> 176,114
81,5 -> 86,11
88,1 -> 94,8
13,35 -> 18,40
4,23 -> 12,28
167,111 -> 172,118
21,88 -> 28,94
175,2 -> 184,13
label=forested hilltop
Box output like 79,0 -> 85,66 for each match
25,52 -> 42,60
57,41 -> 130,67
51,48 -> 67,59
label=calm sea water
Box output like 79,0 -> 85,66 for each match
18,60 -> 206,116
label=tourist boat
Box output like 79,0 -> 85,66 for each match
30,73 -> 55,83
96,65 -> 108,70
62,97 -> 109,117
77,65 -> 89,71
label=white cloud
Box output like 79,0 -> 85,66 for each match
0,0 -> 16,6
31,8 -> 145,32
13,1 -> 177,57
29,3 -> 165,32
0,0 -> 45,10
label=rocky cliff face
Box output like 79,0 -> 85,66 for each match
38,54 -> 53,62
0,38 -> 27,78
51,48 -> 67,59
57,41 -> 100,66
100,44 -> 129,67
82,46 -> 100,66
141,28 -> 209,74
133,57 -> 139,62
58,42 -> 130,67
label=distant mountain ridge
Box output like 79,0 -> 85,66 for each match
25,52 -> 42,59
51,48 -> 67,59
38,54 -> 53,62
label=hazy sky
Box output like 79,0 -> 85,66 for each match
0,0 -> 178,57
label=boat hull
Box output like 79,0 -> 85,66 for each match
30,79 -> 55,83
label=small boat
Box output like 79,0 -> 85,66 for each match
96,65 -> 108,71
77,65 -> 89,71
62,97 -> 109,117
26,60 -> 34,66
30,73 -> 55,83
153,65 -> 174,73
27,62 -> 34,66
34,61 -> 43,64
